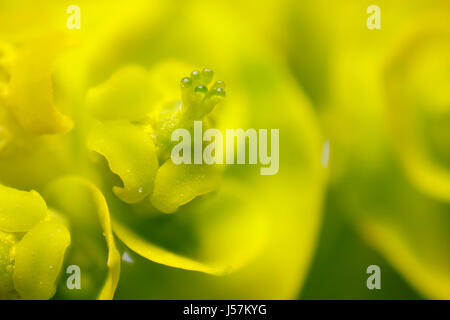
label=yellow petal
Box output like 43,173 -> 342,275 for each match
88,121 -> 159,204
384,25 -> 450,202
113,219 -> 227,276
13,219 -> 71,300
0,184 -> 47,233
150,160 -> 221,213
44,177 -> 121,300
86,65 -> 158,121
6,38 -> 73,135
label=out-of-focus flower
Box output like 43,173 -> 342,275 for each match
285,0 -> 450,299
384,19 -> 450,202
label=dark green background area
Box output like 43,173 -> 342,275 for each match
299,190 -> 422,300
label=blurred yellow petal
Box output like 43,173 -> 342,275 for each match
113,219 -> 227,276
0,41 -> 16,99
0,184 -> 47,233
360,218 -> 450,300
0,102 -> 74,190
86,65 -> 158,121
384,21 -> 450,202
13,218 -> 71,300
44,177 -> 120,300
6,37 -> 74,135
148,60 -> 192,104
88,121 -> 159,204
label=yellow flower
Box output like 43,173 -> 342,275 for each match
1,0 -> 326,300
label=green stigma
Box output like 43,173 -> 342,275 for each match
180,68 -> 226,120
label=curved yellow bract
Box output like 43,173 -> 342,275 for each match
44,177 -> 121,300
